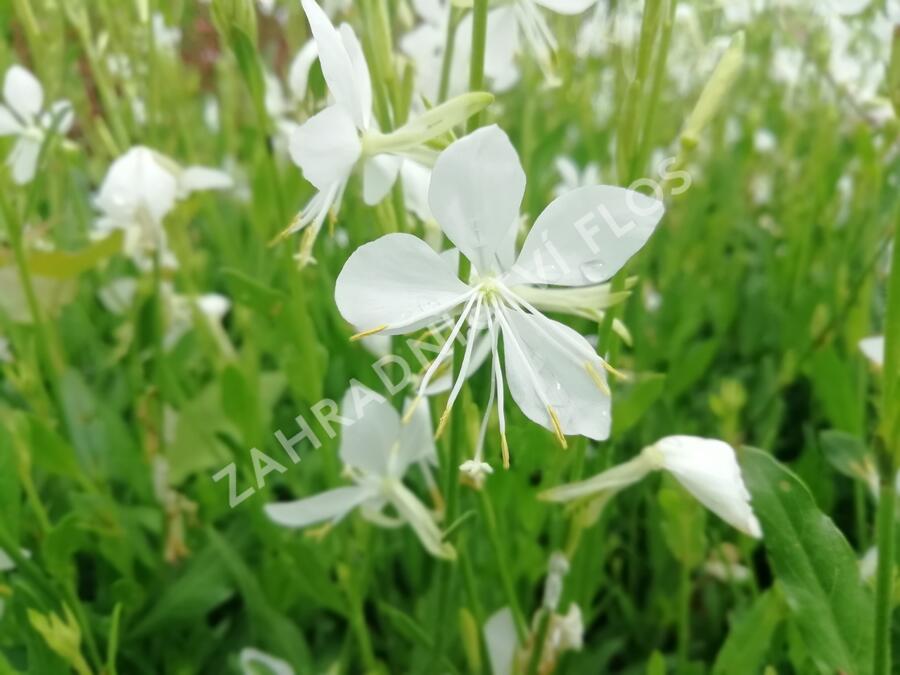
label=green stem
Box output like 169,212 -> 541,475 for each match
437,6 -> 460,103
466,0 -> 488,133
873,471 -> 896,675
524,609 -> 551,675
676,562 -> 691,673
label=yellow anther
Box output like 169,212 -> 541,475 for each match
305,522 -> 333,541
350,324 -> 388,342
601,359 -> 629,381
269,213 -> 303,246
547,405 -> 568,449
585,361 -> 611,396
434,408 -> 451,439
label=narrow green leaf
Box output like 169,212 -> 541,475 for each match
713,588 -> 785,675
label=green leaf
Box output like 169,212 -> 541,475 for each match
26,231 -> 123,278
742,447 -> 874,675
612,373 -> 666,436
818,430 -> 876,486
713,588 -> 785,675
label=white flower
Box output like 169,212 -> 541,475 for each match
553,156 -> 601,198
265,383 -> 455,559
280,0 -> 490,265
239,647 -> 294,675
335,125 -> 664,468
93,146 -> 233,266
484,607 -> 520,675
859,335 -> 884,368
99,277 -> 231,351
152,12 -> 182,51
0,64 -> 73,185
541,435 -> 762,538
0,336 -> 11,363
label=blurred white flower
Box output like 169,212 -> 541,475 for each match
336,125 -> 664,468
264,40 -> 319,150
280,0 -> 489,265
541,435 -> 763,538
553,156 -> 601,198
484,608 -> 519,675
152,12 -> 182,51
265,383 -> 455,559
239,647 -> 294,675
753,128 -> 777,153
859,335 -> 884,368
93,146 -> 233,266
0,548 -> 13,572
0,64 -> 73,184
99,277 -> 232,351
0,336 -> 12,363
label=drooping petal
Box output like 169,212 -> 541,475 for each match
289,105 -> 360,191
7,136 -> 41,185
239,648 -> 295,675
499,308 -> 611,440
653,436 -> 762,538
287,39 -> 319,100
508,185 -> 664,286
339,383 -> 400,475
362,154 -> 401,205
0,104 -> 22,135
859,335 -> 885,368
4,65 -> 43,120
265,485 -> 374,528
335,233 -> 473,335
532,0 -> 598,15
428,125 -> 525,273
300,0 -> 368,128
484,607 -> 518,675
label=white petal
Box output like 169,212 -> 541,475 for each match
196,293 -> 231,321
386,481 -> 455,559
400,160 -> 433,222
265,485 -> 373,528
0,104 -> 23,135
300,0 -> 368,128
509,186 -> 664,286
335,233 -> 472,335
339,383 -> 400,475
482,8 -> 521,91
239,648 -> 295,675
40,100 -> 74,134
95,147 -> 179,224
859,335 -> 884,368
362,154 -> 401,205
4,65 -> 43,120
653,436 -> 762,538
8,137 -> 41,185
532,0 -> 597,14
396,398 -> 438,474
289,105 -> 361,191
338,23 -> 373,130
500,309 -> 611,440
287,39 -> 319,100
179,166 -> 234,196
484,607 -> 518,675
428,125 -> 525,273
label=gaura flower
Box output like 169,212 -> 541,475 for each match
0,64 -> 73,185
280,0 -> 492,264
335,125 -> 664,470
859,335 -> 884,368
265,383 -> 455,559
93,146 -> 233,267
541,435 -> 763,538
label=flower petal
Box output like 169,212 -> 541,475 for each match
340,383 -> 400,475
499,308 -> 611,440
335,233 -> 473,334
859,335 -> 884,368
428,125 -> 525,273
484,607 -> 518,675
363,154 -> 401,205
179,166 -> 234,197
508,185 -> 664,286
7,137 -> 41,185
265,485 -> 374,528
95,147 -> 179,225
239,648 -> 295,675
301,0 -> 368,128
289,104 -> 361,190
4,65 -> 43,120
386,481 -> 456,559
396,398 -> 438,474
400,160 -> 433,222
0,104 -> 23,135
338,23 -> 373,130
654,436 -> 762,538
540,453 -> 652,502
483,7 -> 521,91
532,0 -> 598,15
287,39 -> 319,100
